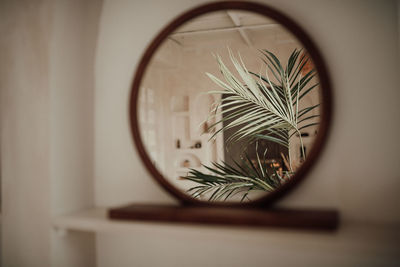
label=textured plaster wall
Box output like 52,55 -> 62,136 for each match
0,1 -> 52,266
0,0 -> 102,266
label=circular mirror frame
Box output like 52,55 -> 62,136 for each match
130,1 -> 332,207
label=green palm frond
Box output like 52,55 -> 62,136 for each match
183,48 -> 320,201
184,145 -> 290,202
205,49 -> 319,154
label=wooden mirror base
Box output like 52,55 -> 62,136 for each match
109,204 -> 339,231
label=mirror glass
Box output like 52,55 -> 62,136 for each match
138,10 -> 321,203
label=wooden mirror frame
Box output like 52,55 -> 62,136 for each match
129,1 -> 332,207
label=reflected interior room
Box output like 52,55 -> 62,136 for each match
139,10 -> 320,201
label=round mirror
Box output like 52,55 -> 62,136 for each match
130,1 -> 331,205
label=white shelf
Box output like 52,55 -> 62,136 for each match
52,208 -> 183,234
50,207 -> 399,265
51,207 -> 220,234
52,208 -> 400,244
51,209 -> 400,266
51,207 -> 227,235
53,208 -> 107,232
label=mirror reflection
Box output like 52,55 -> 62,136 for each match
139,10 -> 320,202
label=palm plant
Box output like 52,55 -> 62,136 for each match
185,144 -> 287,202
184,48 -> 319,201
206,49 -> 319,169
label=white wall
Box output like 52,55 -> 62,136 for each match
94,0 -> 177,207
49,1 -> 102,266
95,0 -> 400,266
0,1 -> 52,266
1,0 -> 102,266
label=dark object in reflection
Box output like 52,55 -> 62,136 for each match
296,132 -> 310,137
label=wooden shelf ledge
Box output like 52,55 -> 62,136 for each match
108,204 -> 339,231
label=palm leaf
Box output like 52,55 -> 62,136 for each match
205,49 -> 319,153
183,148 -> 286,202
184,48 -> 320,201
